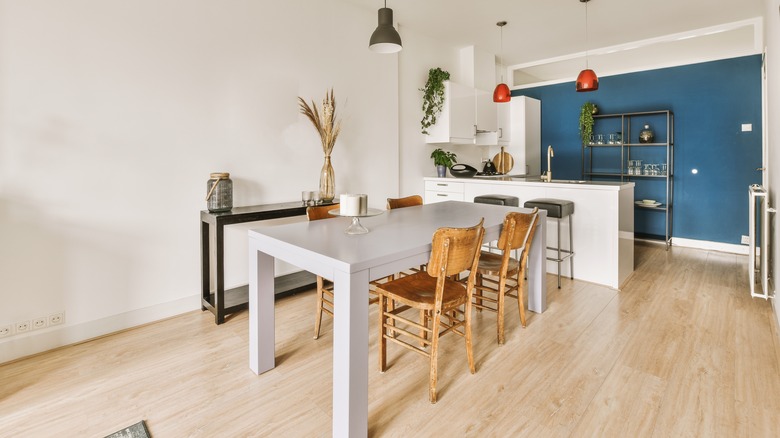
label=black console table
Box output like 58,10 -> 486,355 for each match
200,202 -> 327,324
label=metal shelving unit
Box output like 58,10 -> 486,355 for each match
582,110 -> 674,247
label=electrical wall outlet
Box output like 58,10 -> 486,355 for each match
15,320 -> 31,333
0,325 -> 11,338
48,312 -> 65,326
741,235 -> 750,245
32,317 -> 48,330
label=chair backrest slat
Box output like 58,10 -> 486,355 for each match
427,219 -> 485,278
386,195 -> 423,210
497,208 -> 539,252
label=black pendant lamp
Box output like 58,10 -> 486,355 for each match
576,0 -> 599,92
369,0 -> 402,54
493,21 -> 511,103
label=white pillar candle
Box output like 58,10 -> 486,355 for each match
340,194 -> 369,216
340,194 -> 359,216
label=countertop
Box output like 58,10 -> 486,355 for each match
425,176 -> 634,191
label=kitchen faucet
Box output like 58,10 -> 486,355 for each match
542,145 -> 554,182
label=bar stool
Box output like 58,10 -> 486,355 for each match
474,195 -> 520,253
523,198 -> 574,288
473,194 -> 519,207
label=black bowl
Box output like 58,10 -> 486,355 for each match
449,164 -> 478,178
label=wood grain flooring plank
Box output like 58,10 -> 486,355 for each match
1,245 -> 778,437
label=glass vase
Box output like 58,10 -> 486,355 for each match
319,156 -> 335,202
639,124 -> 655,143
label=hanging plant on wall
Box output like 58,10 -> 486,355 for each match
420,67 -> 451,135
579,101 -> 597,145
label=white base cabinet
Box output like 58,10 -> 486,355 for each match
424,180 -> 464,203
424,177 -> 635,289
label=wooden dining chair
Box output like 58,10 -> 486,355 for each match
470,208 -> 539,344
307,203 -> 382,339
386,195 -> 425,276
386,194 -> 423,210
306,204 -> 341,339
375,219 -> 485,403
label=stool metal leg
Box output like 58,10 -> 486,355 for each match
544,213 -> 574,289
556,217 -> 562,288
569,214 -> 574,279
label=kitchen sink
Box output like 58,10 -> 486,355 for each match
514,177 -> 589,184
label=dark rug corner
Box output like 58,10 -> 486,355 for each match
104,420 -> 151,438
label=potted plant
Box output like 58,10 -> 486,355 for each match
430,148 -> 457,177
579,102 -> 597,145
420,67 -> 451,135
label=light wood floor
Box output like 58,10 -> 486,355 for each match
2,242 -> 779,437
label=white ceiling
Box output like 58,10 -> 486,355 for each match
345,0 -> 765,84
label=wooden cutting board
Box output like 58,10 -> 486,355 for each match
492,147 -> 514,174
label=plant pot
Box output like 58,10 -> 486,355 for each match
436,165 -> 447,178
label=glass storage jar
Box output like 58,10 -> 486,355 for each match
206,172 -> 233,212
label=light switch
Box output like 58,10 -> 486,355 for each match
742,123 -> 753,132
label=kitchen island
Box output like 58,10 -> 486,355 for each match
424,176 -> 635,289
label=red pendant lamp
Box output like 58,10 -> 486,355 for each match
576,0 -> 599,92
493,21 -> 511,103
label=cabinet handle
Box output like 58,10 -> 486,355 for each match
436,183 -> 448,187
498,128 -> 503,139
474,124 -> 477,136
437,194 -> 447,197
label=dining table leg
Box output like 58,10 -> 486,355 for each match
332,268 -> 370,438
249,244 -> 276,375
527,210 -> 548,313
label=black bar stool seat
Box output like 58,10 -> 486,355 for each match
524,198 -> 574,288
473,194 -> 519,207
523,198 -> 573,218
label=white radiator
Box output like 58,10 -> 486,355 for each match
749,184 -> 774,299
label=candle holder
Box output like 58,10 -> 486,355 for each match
329,208 -> 384,234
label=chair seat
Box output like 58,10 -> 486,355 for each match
523,198 -> 574,218
377,272 -> 469,310
476,251 -> 521,277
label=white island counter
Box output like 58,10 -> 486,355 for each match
424,176 -> 635,289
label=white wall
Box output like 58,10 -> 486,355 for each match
0,0 -> 400,362
765,0 -> 780,328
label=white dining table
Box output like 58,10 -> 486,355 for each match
247,200 -> 547,437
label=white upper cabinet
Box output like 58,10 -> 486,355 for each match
425,82 -> 501,145
425,46 -> 501,145
502,96 -> 541,175
475,87 -> 498,135
424,81 -> 477,144
497,99 -> 512,144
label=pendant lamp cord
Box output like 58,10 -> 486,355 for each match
584,1 -> 590,69
499,25 -> 504,81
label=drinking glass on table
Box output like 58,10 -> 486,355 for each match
302,191 -> 313,206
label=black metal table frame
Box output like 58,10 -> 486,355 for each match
200,201 -> 330,324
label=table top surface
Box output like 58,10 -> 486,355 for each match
248,201 -> 541,273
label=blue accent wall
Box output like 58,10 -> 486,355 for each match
516,55 -> 763,244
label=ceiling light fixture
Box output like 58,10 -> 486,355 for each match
493,21 -> 511,103
369,0 -> 402,54
576,0 -> 599,92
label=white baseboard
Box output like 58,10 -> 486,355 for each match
671,237 -> 749,255
0,295 -> 200,364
